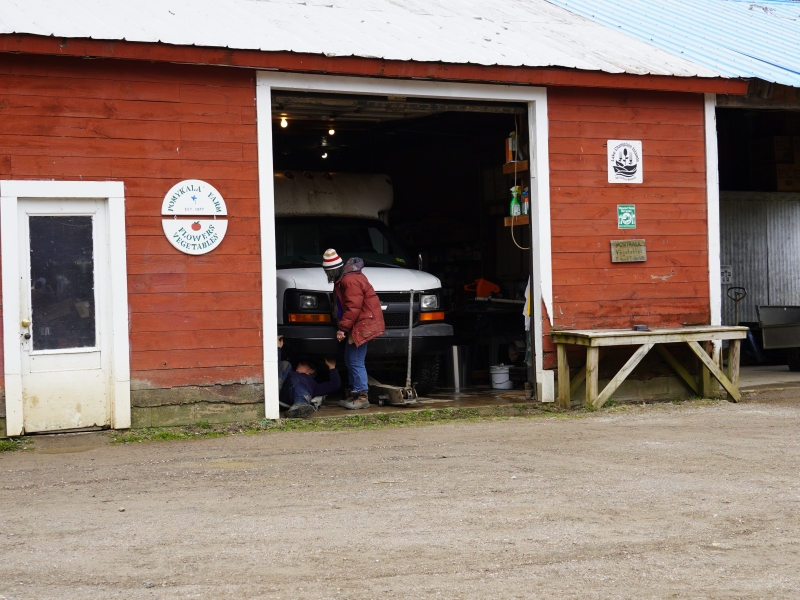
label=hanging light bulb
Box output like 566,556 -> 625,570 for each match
280,117 -> 288,128
328,128 -> 336,136
321,152 -> 328,159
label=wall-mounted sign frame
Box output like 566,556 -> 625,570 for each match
617,204 -> 636,229
610,239 -> 647,263
608,140 -> 643,184
161,179 -> 228,255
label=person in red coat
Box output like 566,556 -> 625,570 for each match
323,249 -> 385,410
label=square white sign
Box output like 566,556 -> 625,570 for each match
608,140 -> 643,184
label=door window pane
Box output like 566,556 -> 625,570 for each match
29,216 -> 96,350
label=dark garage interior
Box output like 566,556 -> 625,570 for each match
717,107 -> 800,368
272,92 -> 534,391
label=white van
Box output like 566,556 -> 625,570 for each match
274,171 -> 453,394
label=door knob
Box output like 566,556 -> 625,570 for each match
21,319 -> 30,328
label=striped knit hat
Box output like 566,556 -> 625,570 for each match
322,248 -> 343,270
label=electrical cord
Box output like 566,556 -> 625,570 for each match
510,215 -> 529,250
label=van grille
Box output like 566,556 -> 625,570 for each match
383,312 -> 420,329
378,292 -> 420,304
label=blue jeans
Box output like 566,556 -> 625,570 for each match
278,360 -> 310,407
283,377 -> 312,407
345,341 -> 369,393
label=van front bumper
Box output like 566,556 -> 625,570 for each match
278,323 -> 454,356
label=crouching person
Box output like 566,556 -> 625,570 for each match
322,249 -> 385,410
280,357 -> 341,418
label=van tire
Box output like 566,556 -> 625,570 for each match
413,354 -> 440,396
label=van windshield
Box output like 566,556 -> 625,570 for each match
276,216 -> 411,268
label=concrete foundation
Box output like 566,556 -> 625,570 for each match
131,402 -> 265,428
130,383 -> 264,407
130,383 -> 265,428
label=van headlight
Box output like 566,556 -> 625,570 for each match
299,294 -> 319,310
420,294 -> 438,310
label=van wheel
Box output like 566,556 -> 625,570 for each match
788,349 -> 800,372
413,354 -> 440,396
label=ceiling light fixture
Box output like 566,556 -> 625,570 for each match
321,152 -> 328,159
328,128 -> 336,135
280,117 -> 288,128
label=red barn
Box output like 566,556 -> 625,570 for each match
0,1 -> 747,436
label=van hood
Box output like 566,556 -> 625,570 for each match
277,267 -> 442,293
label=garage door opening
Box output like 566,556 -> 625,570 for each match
267,88 -> 539,411
717,106 -> 800,374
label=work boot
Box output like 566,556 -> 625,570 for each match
338,392 -> 370,410
286,401 -> 314,419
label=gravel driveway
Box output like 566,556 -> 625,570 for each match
1,399 -> 799,599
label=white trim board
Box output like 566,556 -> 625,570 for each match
256,80 -> 281,420
704,94 -> 722,327
0,180 -> 131,436
704,93 -> 722,368
256,72 -> 554,404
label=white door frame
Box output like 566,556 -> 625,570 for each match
704,93 -> 722,326
256,72 -> 555,416
704,93 -> 722,365
0,180 -> 131,436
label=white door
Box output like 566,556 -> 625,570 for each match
17,199 -> 111,432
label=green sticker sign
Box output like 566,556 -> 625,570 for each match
617,204 -> 636,229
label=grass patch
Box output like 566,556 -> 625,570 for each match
0,437 -> 33,452
110,403 -> 563,444
110,427 -> 228,444
108,396 -> 721,446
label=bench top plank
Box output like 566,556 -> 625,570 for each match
551,326 -> 748,347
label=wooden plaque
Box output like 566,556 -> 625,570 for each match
610,239 -> 646,263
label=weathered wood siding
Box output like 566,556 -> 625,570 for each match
0,54 -> 262,394
546,87 -> 710,366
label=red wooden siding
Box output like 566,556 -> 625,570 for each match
0,54 -> 262,391
546,88 -> 710,365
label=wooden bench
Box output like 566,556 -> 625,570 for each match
550,326 -> 749,410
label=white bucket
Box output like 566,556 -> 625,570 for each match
489,365 -> 514,389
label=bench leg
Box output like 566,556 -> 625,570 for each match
687,341 -> 741,402
557,343 -> 571,410
570,366 -> 587,398
699,341 -> 715,398
585,347 -> 599,408
593,343 -> 654,409
727,339 -> 741,401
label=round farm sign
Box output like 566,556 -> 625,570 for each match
161,180 -> 228,255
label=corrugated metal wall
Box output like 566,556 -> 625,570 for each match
720,192 -> 800,325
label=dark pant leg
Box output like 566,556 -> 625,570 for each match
284,376 -> 312,406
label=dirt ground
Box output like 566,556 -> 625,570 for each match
2,397 -> 800,599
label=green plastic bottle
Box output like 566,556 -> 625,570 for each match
509,186 -> 521,216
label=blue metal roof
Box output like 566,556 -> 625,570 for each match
547,0 -> 800,86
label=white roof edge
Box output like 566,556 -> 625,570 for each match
0,0 -> 730,80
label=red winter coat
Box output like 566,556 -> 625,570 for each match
334,271 -> 385,347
